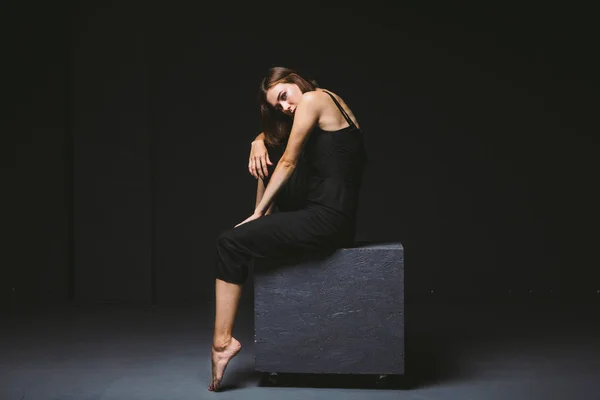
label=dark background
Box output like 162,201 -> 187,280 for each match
2,1 -> 597,307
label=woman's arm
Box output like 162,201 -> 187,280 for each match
254,92 -> 321,216
256,178 -> 275,215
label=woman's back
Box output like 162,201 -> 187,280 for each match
303,89 -> 368,220
313,89 -> 361,132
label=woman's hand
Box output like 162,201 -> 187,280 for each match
234,212 -> 262,228
248,139 -> 272,180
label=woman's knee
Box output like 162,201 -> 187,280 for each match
215,228 -> 248,285
216,228 -> 235,248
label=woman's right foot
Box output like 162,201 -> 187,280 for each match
208,337 -> 242,392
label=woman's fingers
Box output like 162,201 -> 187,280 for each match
248,149 -> 273,179
260,155 -> 270,178
255,157 -> 264,180
248,158 -> 254,177
249,158 -> 258,179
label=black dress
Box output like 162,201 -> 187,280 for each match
215,91 -> 368,284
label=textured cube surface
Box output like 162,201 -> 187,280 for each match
254,242 -> 404,375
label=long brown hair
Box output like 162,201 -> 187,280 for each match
258,67 -> 319,146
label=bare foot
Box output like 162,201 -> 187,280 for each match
208,337 -> 242,391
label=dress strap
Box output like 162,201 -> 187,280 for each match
322,90 -> 355,128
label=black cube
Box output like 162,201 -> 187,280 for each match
254,242 -> 404,375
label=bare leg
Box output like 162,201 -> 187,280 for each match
209,278 -> 243,392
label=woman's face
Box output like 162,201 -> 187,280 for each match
266,83 -> 303,116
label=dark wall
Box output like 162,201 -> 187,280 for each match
4,3 -> 597,306
1,3 -> 72,307
72,2 -> 152,304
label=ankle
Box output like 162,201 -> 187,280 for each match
212,336 -> 232,351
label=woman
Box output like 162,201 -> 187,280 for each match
209,67 -> 367,391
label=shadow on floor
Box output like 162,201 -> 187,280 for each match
256,372 -> 407,390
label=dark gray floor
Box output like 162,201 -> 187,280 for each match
1,296 -> 599,400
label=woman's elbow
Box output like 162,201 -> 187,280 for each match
279,158 -> 297,170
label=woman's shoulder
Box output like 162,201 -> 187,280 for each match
300,89 -> 337,107
310,88 -> 336,98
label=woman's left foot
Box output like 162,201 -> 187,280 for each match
208,337 -> 242,391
